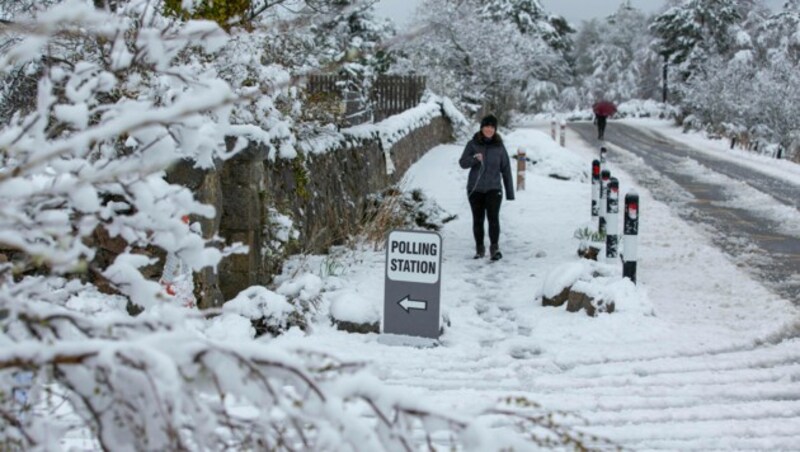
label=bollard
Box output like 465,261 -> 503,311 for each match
599,169 -> 610,235
600,146 -> 607,165
516,149 -> 526,191
591,159 -> 600,219
606,178 -> 619,258
623,192 -> 639,283
559,120 -> 566,147
551,120 -> 557,141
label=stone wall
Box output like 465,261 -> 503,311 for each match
172,114 -> 454,306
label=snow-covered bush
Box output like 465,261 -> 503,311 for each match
222,274 -> 324,338
362,187 -> 456,247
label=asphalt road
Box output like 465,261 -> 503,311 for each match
571,121 -> 800,303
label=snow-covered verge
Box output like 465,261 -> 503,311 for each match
514,99 -> 680,125
626,118 -> 800,184
518,95 -> 798,163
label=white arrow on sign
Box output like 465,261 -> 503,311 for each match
397,295 -> 428,313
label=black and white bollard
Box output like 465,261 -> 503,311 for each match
559,120 -> 566,147
599,169 -> 610,235
591,159 -> 601,220
623,192 -> 639,283
600,146 -> 607,165
606,178 -> 619,258
551,120 -> 557,141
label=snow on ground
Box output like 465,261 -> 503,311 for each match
257,121 -> 800,448
48,117 -> 786,449
37,119 -> 789,450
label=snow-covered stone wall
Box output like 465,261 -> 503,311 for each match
169,108 -> 455,305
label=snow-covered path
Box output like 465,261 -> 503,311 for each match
275,125 -> 800,449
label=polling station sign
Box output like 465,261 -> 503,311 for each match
383,230 -> 442,339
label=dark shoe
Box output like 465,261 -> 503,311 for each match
490,244 -> 502,261
473,245 -> 485,259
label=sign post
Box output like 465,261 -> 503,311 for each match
383,230 -> 442,339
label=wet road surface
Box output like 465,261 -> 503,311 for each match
570,122 -> 799,303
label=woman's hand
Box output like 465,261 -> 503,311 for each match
474,153 -> 483,162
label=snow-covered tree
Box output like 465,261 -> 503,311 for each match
572,1 -> 658,105
478,0 -> 573,53
314,0 -> 396,120
650,0 -> 742,83
662,1 -> 800,159
400,0 -> 572,117
756,0 -> 800,65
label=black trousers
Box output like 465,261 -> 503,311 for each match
468,190 -> 502,249
597,115 -> 607,139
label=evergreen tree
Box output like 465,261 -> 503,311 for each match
650,0 -> 742,81
311,1 -> 395,121
572,2 -> 656,104
477,0 -> 574,53
756,0 -> 800,65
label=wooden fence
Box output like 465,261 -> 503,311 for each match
371,75 -> 426,121
306,74 -> 426,126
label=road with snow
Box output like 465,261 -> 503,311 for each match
572,121 -> 800,303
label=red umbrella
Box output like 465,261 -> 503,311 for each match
593,100 -> 617,117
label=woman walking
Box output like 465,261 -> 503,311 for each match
458,114 -> 514,261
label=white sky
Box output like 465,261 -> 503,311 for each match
540,0 -> 665,23
374,0 -> 786,30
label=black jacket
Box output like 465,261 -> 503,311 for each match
459,132 -> 515,200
